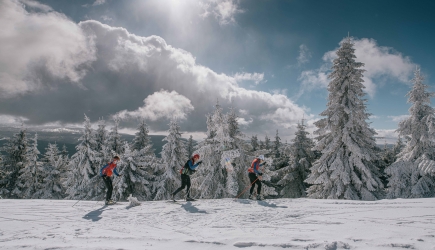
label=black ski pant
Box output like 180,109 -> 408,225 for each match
249,173 -> 261,195
102,176 -> 113,201
173,174 -> 191,198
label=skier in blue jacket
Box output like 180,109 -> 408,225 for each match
172,154 -> 202,201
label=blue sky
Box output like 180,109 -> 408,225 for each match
0,0 -> 434,142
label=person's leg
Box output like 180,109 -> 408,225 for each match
173,174 -> 187,196
186,175 -> 191,198
102,176 -> 111,201
257,179 -> 262,195
248,173 -> 257,195
107,177 -> 113,201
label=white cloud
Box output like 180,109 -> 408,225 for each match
200,0 -> 243,25
297,44 -> 312,66
116,90 -> 194,121
0,114 -> 29,126
92,0 -> 106,6
234,72 -> 264,85
0,0 -> 96,97
388,115 -> 410,123
298,38 -> 417,97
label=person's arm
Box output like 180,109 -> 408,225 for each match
188,160 -> 201,170
113,166 -> 120,176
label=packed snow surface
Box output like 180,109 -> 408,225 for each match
1,198 -> 435,249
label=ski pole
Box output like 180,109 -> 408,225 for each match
234,177 -> 259,200
72,197 -> 84,207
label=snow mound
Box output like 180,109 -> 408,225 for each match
127,194 -> 141,207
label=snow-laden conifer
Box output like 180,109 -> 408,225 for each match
14,133 -> 42,198
95,118 -> 110,164
34,143 -> 65,199
65,115 -> 102,200
114,142 -> 152,200
187,135 -> 195,157
306,37 -> 383,200
193,103 -> 251,199
264,135 -> 271,150
0,127 -> 29,198
386,68 -> 435,198
131,120 -> 154,155
108,116 -> 124,156
276,122 -> 314,198
274,130 -> 282,158
250,135 -> 259,151
153,119 -> 187,200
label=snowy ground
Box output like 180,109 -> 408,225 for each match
1,198 -> 435,250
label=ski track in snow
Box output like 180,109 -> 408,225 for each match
1,198 -> 435,249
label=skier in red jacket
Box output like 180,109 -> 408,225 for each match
100,156 -> 121,205
248,155 -> 265,200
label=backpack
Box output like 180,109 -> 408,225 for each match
180,160 -> 196,175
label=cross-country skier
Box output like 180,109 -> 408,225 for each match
100,156 -> 121,205
248,155 -> 265,200
172,154 -> 202,201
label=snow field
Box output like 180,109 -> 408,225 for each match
1,198 -> 435,249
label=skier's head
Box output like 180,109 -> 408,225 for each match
258,155 -> 265,161
192,154 -> 200,161
113,156 -> 120,162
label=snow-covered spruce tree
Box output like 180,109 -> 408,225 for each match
274,130 -> 282,158
386,68 -> 435,198
34,143 -> 65,199
264,135 -> 271,150
131,119 -> 154,156
95,118 -> 111,164
153,119 -> 187,200
193,103 -> 252,199
113,141 -> 152,201
0,127 -> 29,198
250,135 -> 259,151
259,139 -> 265,150
108,116 -> 124,156
276,122 -> 314,198
14,133 -> 42,198
65,115 -> 102,200
187,135 -> 195,157
305,37 -> 383,200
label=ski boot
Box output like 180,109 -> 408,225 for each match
186,197 -> 196,201
105,199 -> 116,205
257,195 -> 265,201
171,193 -> 176,202
248,194 -> 256,200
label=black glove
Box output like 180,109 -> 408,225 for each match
197,161 -> 203,165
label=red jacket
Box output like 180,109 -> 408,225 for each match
100,162 -> 119,177
248,158 -> 263,175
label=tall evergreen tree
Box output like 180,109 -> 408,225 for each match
386,68 -> 435,198
187,135 -> 195,157
65,115 -> 101,200
0,127 -> 29,197
14,133 -> 42,198
306,37 -> 383,200
114,142 -> 152,201
153,119 -> 187,200
193,103 -> 251,199
35,143 -> 65,199
264,135 -> 271,150
131,120 -> 154,155
108,116 -> 124,156
276,122 -> 314,198
250,135 -> 259,151
274,130 -> 282,158
95,118 -> 110,164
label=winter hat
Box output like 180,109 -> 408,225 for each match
258,155 -> 265,161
